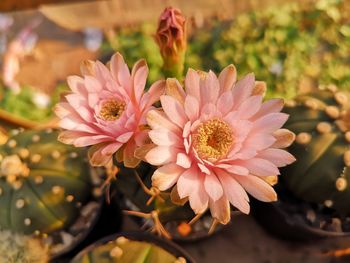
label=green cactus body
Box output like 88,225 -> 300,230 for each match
282,88 -> 350,216
72,236 -> 183,263
0,129 -> 94,236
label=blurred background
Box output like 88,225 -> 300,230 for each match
0,0 -> 349,262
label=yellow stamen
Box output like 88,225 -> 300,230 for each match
99,99 -> 126,121
193,119 -> 233,160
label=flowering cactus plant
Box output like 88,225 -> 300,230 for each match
55,6 -> 296,237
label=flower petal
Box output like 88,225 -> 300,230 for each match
160,95 -> 187,127
145,146 -> 178,166
258,148 -> 296,167
152,163 -> 184,191
218,64 -> 237,94
204,171 -> 223,202
234,175 -> 277,202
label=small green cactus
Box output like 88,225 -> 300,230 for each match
72,236 -> 186,263
0,129 -> 101,249
0,230 -> 49,263
282,86 -> 350,216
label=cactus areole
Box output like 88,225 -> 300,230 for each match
0,129 -> 103,256
282,88 -> 350,216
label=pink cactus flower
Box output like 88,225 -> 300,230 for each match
55,53 -> 165,167
142,66 -> 296,224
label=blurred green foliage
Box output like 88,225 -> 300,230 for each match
104,0 -> 350,99
0,83 -> 67,122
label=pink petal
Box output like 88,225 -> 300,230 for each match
145,146 -> 179,166
218,64 -> 237,94
253,113 -> 289,134
149,129 -> 181,146
232,73 -> 255,108
67,75 -> 87,96
146,110 -> 180,133
252,98 -> 284,120
88,143 -> 112,167
160,95 -> 187,127
184,95 -> 200,122
142,80 -> 165,110
152,163 -> 184,191
218,171 -> 250,214
73,135 -> 110,147
209,196 -> 231,224
241,158 -> 280,176
217,164 -> 249,176
165,78 -> 186,104
177,166 -> 199,198
258,148 -> 296,167
117,131 -> 134,143
110,52 -> 131,91
217,90 -> 234,116
101,142 -> 122,155
185,68 -> 201,103
204,171 -> 223,202
176,152 -> 192,168
84,75 -> 103,93
200,70 -> 220,105
123,139 -> 141,168
236,95 -> 262,119
272,129 -> 296,148
242,133 -> 276,152
131,59 -> 148,103
234,175 -> 277,202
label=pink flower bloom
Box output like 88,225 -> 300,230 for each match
143,66 -> 296,224
55,53 -> 165,167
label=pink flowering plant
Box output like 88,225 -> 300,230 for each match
55,7 -> 296,238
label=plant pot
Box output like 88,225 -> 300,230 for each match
71,231 -> 196,263
52,189 -> 123,262
251,183 -> 350,241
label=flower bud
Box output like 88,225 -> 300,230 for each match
155,7 -> 186,78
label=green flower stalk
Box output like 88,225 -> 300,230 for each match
155,7 -> 187,79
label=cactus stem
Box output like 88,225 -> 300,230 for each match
34,176 -> 43,184
305,99 -> 318,110
66,195 -> 74,202
324,200 -> 333,208
34,230 -> 40,236
335,92 -> 348,106
285,100 -> 296,107
13,181 -> 22,190
51,151 -> 61,159
208,219 -> 219,235
296,132 -> 312,145
32,135 -> 40,142
7,139 -> 17,148
345,132 -> 350,143
316,122 -> 332,133
52,186 -> 63,195
335,177 -> 347,192
31,154 -> 41,163
0,187 -> 2,196
69,152 -> 78,158
16,199 -> 25,209
109,246 -> 123,259
19,148 -> 30,159
24,218 -> 31,226
325,106 -> 340,119
188,213 -> 204,225
326,84 -> 338,93
116,236 -> 129,245
343,151 -> 350,166
175,257 -> 187,263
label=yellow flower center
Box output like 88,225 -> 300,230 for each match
99,99 -> 126,121
193,119 -> 234,160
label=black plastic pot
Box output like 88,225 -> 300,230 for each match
52,190 -> 123,262
71,231 -> 196,263
251,184 -> 350,241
